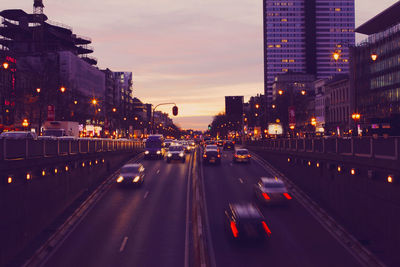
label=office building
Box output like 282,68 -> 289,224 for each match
263,0 -> 355,114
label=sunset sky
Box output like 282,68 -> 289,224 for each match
3,0 -> 399,130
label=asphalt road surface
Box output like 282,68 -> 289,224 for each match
43,152 -> 193,267
202,148 -> 361,267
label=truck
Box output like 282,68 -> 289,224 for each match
43,121 -> 80,138
144,134 -> 165,159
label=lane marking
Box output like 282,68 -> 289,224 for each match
238,178 -> 244,184
143,191 -> 149,199
119,236 -> 128,252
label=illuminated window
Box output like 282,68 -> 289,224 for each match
335,8 -> 341,11
289,59 -> 295,63
281,40 -> 288,43
282,68 -> 288,72
281,18 -> 287,22
275,44 -> 281,48
268,45 -> 274,48
282,59 -> 288,62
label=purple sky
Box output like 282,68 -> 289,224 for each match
3,0 -> 399,130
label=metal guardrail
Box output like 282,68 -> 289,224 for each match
0,139 -> 143,161
247,136 -> 399,160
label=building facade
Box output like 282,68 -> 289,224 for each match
263,0 -> 355,120
313,78 -> 327,133
352,2 -> 400,135
324,74 -> 351,135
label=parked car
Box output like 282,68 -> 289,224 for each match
254,177 -> 292,205
0,131 -> 37,140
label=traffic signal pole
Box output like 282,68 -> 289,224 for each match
151,102 -> 178,134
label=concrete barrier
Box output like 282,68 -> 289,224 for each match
0,149 -> 142,266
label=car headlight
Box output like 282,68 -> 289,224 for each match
145,151 -> 149,154
156,150 -> 161,154
133,176 -> 140,183
179,152 -> 184,157
117,176 -> 124,183
168,153 -> 172,157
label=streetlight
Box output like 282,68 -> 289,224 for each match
333,52 -> 340,61
92,98 -> 97,105
272,104 -> 276,109
36,88 -> 41,93
255,104 -> 260,109
2,62 -> 9,69
60,86 -> 66,93
371,53 -> 378,61
112,108 -> 117,112
311,117 -> 317,126
74,100 -> 78,105
351,113 -> 361,120
301,90 -> 306,95
278,90 -> 283,95
22,119 -> 29,128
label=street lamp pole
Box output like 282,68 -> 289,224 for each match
151,102 -> 177,134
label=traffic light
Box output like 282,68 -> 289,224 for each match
208,124 -> 211,130
172,106 -> 178,116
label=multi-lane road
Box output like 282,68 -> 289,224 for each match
31,146 -> 361,267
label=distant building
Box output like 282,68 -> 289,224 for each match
271,72 -> 315,134
352,1 -> 400,135
324,74 -> 351,135
263,0 -> 355,119
313,78 -> 328,133
225,96 -> 244,130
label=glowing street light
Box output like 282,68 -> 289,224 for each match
36,88 -> 41,93
278,90 -> 283,95
351,113 -> 361,120
255,104 -> 260,109
311,117 -> 317,126
272,104 -> 276,109
371,53 -> 378,61
92,99 -> 97,105
60,86 -> 66,93
22,119 -> 29,127
301,90 -> 306,95
112,107 -> 117,112
74,100 -> 78,105
333,52 -> 340,61
2,62 -> 9,69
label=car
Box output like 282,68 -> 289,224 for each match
224,203 -> 271,241
254,177 -> 292,205
203,149 -> 221,164
144,134 -> 164,159
116,163 -> 145,186
0,131 -> 38,140
205,144 -> 219,152
181,141 -> 192,153
166,145 -> 185,163
233,149 -> 251,163
223,141 -> 235,150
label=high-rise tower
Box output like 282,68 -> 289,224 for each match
263,0 -> 355,115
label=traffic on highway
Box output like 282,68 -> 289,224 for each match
16,136 -> 364,267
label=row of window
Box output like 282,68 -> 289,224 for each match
370,55 -> 400,74
371,71 -> 400,90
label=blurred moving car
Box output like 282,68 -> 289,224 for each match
254,177 -> 292,205
144,134 -> 164,159
167,145 -> 185,163
0,131 -> 38,140
233,148 -> 251,163
205,144 -> 219,152
223,141 -> 235,150
203,149 -> 221,165
224,203 -> 271,241
181,141 -> 192,153
116,163 -> 145,186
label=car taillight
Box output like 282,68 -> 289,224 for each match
247,154 -> 251,158
230,221 -> 239,238
283,193 -> 292,200
261,221 -> 271,236
262,192 -> 270,200
234,154 -> 238,158
217,154 -> 221,158
203,154 -> 207,158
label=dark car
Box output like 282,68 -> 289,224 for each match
116,163 -> 145,186
0,131 -> 38,140
167,145 -> 185,163
223,141 -> 235,150
224,203 -> 271,241
203,149 -> 221,164
254,177 -> 292,205
233,148 -> 251,163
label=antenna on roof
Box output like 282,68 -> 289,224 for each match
33,0 -> 44,15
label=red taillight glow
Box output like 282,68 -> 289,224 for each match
218,154 -> 221,158
262,221 -> 271,236
230,221 -> 239,238
203,154 -> 207,158
283,193 -> 292,200
247,155 -> 251,158
235,154 -> 238,158
262,192 -> 270,200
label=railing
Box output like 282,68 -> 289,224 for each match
0,138 -> 143,161
247,136 -> 399,160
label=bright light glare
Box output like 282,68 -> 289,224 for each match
133,176 -> 140,183
117,176 -> 124,183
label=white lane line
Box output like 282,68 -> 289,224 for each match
144,191 -> 149,199
238,178 -> 244,184
184,151 -> 194,267
156,170 -> 160,174
119,237 -> 128,252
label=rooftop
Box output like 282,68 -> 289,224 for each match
356,2 -> 400,35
